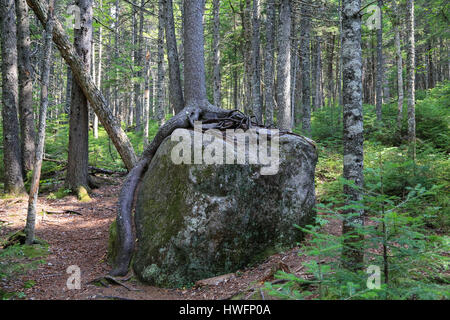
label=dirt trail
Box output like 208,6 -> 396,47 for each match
0,180 -> 337,300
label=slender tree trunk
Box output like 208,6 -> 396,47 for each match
1,0 -> 25,194
16,0 -> 36,173
93,0 -> 103,139
251,0 -> 262,123
156,0 -> 166,125
393,0 -> 404,130
264,0 -> 275,125
65,67 -> 72,114
341,0 -> 364,271
114,0 -> 119,120
143,47 -> 151,146
300,2 -> 311,136
327,33 -> 335,108
25,0 -> 54,245
164,0 -> 185,114
66,0 -> 93,197
241,0 -> 252,114
406,0 -> 416,160
375,0 -> 383,122
212,0 -> 221,108
133,1 -> 142,131
314,36 -> 323,110
338,0 -> 343,110
276,0 -> 291,130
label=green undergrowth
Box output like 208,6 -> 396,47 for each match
0,228 -> 49,300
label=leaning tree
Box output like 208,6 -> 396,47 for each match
27,0 -> 277,276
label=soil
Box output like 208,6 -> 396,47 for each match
0,177 -> 342,300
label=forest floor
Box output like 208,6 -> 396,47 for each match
0,176 -> 342,300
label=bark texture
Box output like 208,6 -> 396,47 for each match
406,0 -> 416,159
25,0 -> 54,245
300,2 -> 311,136
164,0 -> 184,114
212,0 -> 221,108
66,0 -> 93,194
263,0 -> 275,125
1,0 -> 25,194
276,0 -> 291,130
16,0 -> 36,173
341,0 -> 364,271
250,0 -> 262,124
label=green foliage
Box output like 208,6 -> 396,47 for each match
264,181 -> 449,300
279,82 -> 450,300
0,233 -> 49,300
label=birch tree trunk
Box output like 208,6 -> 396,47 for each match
406,0 -> 416,160
16,0 -> 36,173
1,0 -> 25,194
25,0 -> 54,245
93,0 -> 103,139
341,0 -> 365,271
276,0 -> 291,130
393,0 -> 404,130
212,0 -> 221,108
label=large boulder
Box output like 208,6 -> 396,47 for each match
117,128 -> 317,287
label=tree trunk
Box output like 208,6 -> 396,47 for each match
27,0 -> 138,171
314,36 -> 323,110
1,0 -> 25,194
276,0 -> 291,130
263,0 -> 275,125
66,0 -> 92,196
327,33 -> 335,109
183,0 -> 207,106
143,47 -> 151,146
251,0 -> 262,124
16,0 -> 36,173
300,2 -> 311,136
240,0 -> 252,114
393,0 -> 404,130
157,0 -> 166,125
341,0 -> 364,271
93,0 -> 103,139
375,0 -> 383,122
212,0 -> 221,108
65,67 -> 72,114
25,0 -> 54,245
164,0 -> 184,114
406,0 -> 416,160
133,1 -> 142,131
